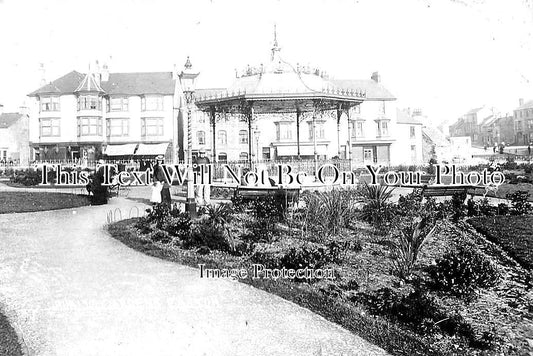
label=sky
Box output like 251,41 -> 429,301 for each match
0,0 -> 532,126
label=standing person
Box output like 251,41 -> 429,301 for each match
193,149 -> 211,206
153,155 -> 171,206
493,143 -> 497,153
528,143 -> 531,155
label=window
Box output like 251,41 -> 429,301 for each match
107,118 -> 129,137
353,121 -> 364,138
108,97 -> 129,112
218,152 -> 227,162
239,130 -> 248,144
78,95 -> 101,111
142,96 -> 164,111
410,145 -> 417,162
78,117 -> 102,136
354,105 -> 361,114
377,120 -> 389,136
197,130 -> 206,145
141,117 -> 164,136
239,152 -> 248,161
410,126 -> 416,139
276,122 -> 292,141
40,118 -> 60,137
308,122 -> 325,140
218,130 -> 227,145
41,96 -> 60,112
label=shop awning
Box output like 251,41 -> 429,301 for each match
276,145 -> 327,156
134,142 -> 170,156
104,143 -> 137,156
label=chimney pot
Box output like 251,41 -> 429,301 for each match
519,98 -> 524,107
371,71 -> 381,83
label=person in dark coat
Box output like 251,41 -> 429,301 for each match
153,155 -> 171,206
193,149 -> 211,206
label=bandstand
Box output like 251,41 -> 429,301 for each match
194,29 -> 366,172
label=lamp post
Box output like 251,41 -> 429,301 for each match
179,56 -> 199,217
254,125 -> 261,163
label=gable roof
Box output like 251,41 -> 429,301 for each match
331,79 -> 395,100
29,71 -> 176,97
28,71 -> 85,96
102,72 -> 175,95
0,113 -> 24,128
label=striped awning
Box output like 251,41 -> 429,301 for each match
104,143 -> 137,156
134,142 -> 170,156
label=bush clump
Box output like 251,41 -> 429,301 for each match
428,244 -> 501,299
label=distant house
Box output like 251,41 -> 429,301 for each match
513,98 -> 533,145
422,125 -> 451,163
0,104 -> 30,165
449,106 -> 497,146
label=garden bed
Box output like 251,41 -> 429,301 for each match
107,190 -> 533,355
0,192 -> 90,214
468,215 -> 533,269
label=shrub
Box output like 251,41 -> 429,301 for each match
148,229 -> 172,244
391,216 -> 437,279
300,189 -> 359,236
428,244 -> 501,299
506,190 -> 532,215
10,168 -> 48,186
497,202 -> 509,215
450,191 -> 467,221
159,213 -> 191,241
280,244 -> 331,271
185,217 -> 231,252
358,182 -> 395,232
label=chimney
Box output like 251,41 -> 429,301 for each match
519,98 -> 524,107
101,63 -> 110,82
94,60 -> 101,85
172,64 -> 178,80
39,63 -> 46,87
371,71 -> 381,83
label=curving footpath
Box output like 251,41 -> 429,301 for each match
0,197 -> 389,356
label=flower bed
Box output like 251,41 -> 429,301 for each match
107,190 -> 533,355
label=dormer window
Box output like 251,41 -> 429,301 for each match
108,97 -> 129,112
41,96 -> 60,112
142,96 -> 164,111
78,95 -> 101,111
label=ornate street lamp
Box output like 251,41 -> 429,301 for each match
179,56 -> 199,217
254,125 -> 261,163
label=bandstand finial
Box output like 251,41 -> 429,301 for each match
271,23 -> 281,61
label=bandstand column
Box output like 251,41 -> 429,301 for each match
336,104 -> 342,157
347,108 -> 353,171
247,105 -> 254,168
313,112 -> 318,179
210,106 -> 216,162
296,108 -> 301,159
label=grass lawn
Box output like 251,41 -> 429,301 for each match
0,192 -> 90,214
0,311 -> 22,356
468,215 -> 533,269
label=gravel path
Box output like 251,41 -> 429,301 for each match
0,197 -> 389,356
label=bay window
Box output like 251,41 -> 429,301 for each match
78,117 -> 102,136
